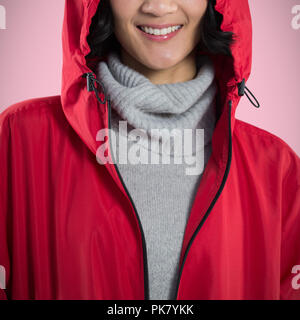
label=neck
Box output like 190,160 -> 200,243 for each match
120,48 -> 198,85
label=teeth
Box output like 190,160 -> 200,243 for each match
140,25 -> 182,35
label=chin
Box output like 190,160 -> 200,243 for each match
142,55 -> 181,71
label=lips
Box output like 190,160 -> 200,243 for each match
136,23 -> 184,29
136,23 -> 183,42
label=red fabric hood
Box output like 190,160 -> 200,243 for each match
61,0 -> 254,166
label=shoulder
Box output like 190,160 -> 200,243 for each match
1,95 -> 61,120
0,95 -> 63,131
234,118 -> 300,180
234,118 -> 298,153
234,118 -> 289,145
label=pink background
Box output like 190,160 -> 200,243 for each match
0,0 -> 299,155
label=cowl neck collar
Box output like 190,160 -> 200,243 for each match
97,50 -> 218,157
97,50 -> 217,135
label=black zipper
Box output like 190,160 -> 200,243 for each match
82,72 -> 150,299
83,71 -> 233,300
107,98 -> 150,300
108,95 -> 232,300
171,99 -> 233,300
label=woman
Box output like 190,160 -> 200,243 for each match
0,0 -> 299,300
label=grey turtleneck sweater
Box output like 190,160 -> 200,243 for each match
97,50 -> 217,300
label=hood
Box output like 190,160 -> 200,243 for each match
60,0 -> 258,182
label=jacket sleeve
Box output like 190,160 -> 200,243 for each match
0,112 -> 11,300
280,143 -> 300,300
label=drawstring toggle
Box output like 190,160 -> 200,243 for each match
82,72 -> 108,104
238,78 -> 260,108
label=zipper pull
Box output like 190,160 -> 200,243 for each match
82,72 -> 108,104
237,78 -> 260,108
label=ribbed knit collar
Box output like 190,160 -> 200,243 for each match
97,50 -> 218,157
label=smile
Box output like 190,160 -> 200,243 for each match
136,24 -> 184,42
138,25 -> 183,35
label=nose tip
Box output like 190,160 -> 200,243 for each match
141,0 -> 178,16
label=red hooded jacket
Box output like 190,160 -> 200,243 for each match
1,0 -> 300,300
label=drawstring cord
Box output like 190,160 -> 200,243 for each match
82,72 -> 108,104
237,78 -> 260,108
82,73 -> 260,109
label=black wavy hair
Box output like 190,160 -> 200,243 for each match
86,0 -> 236,60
